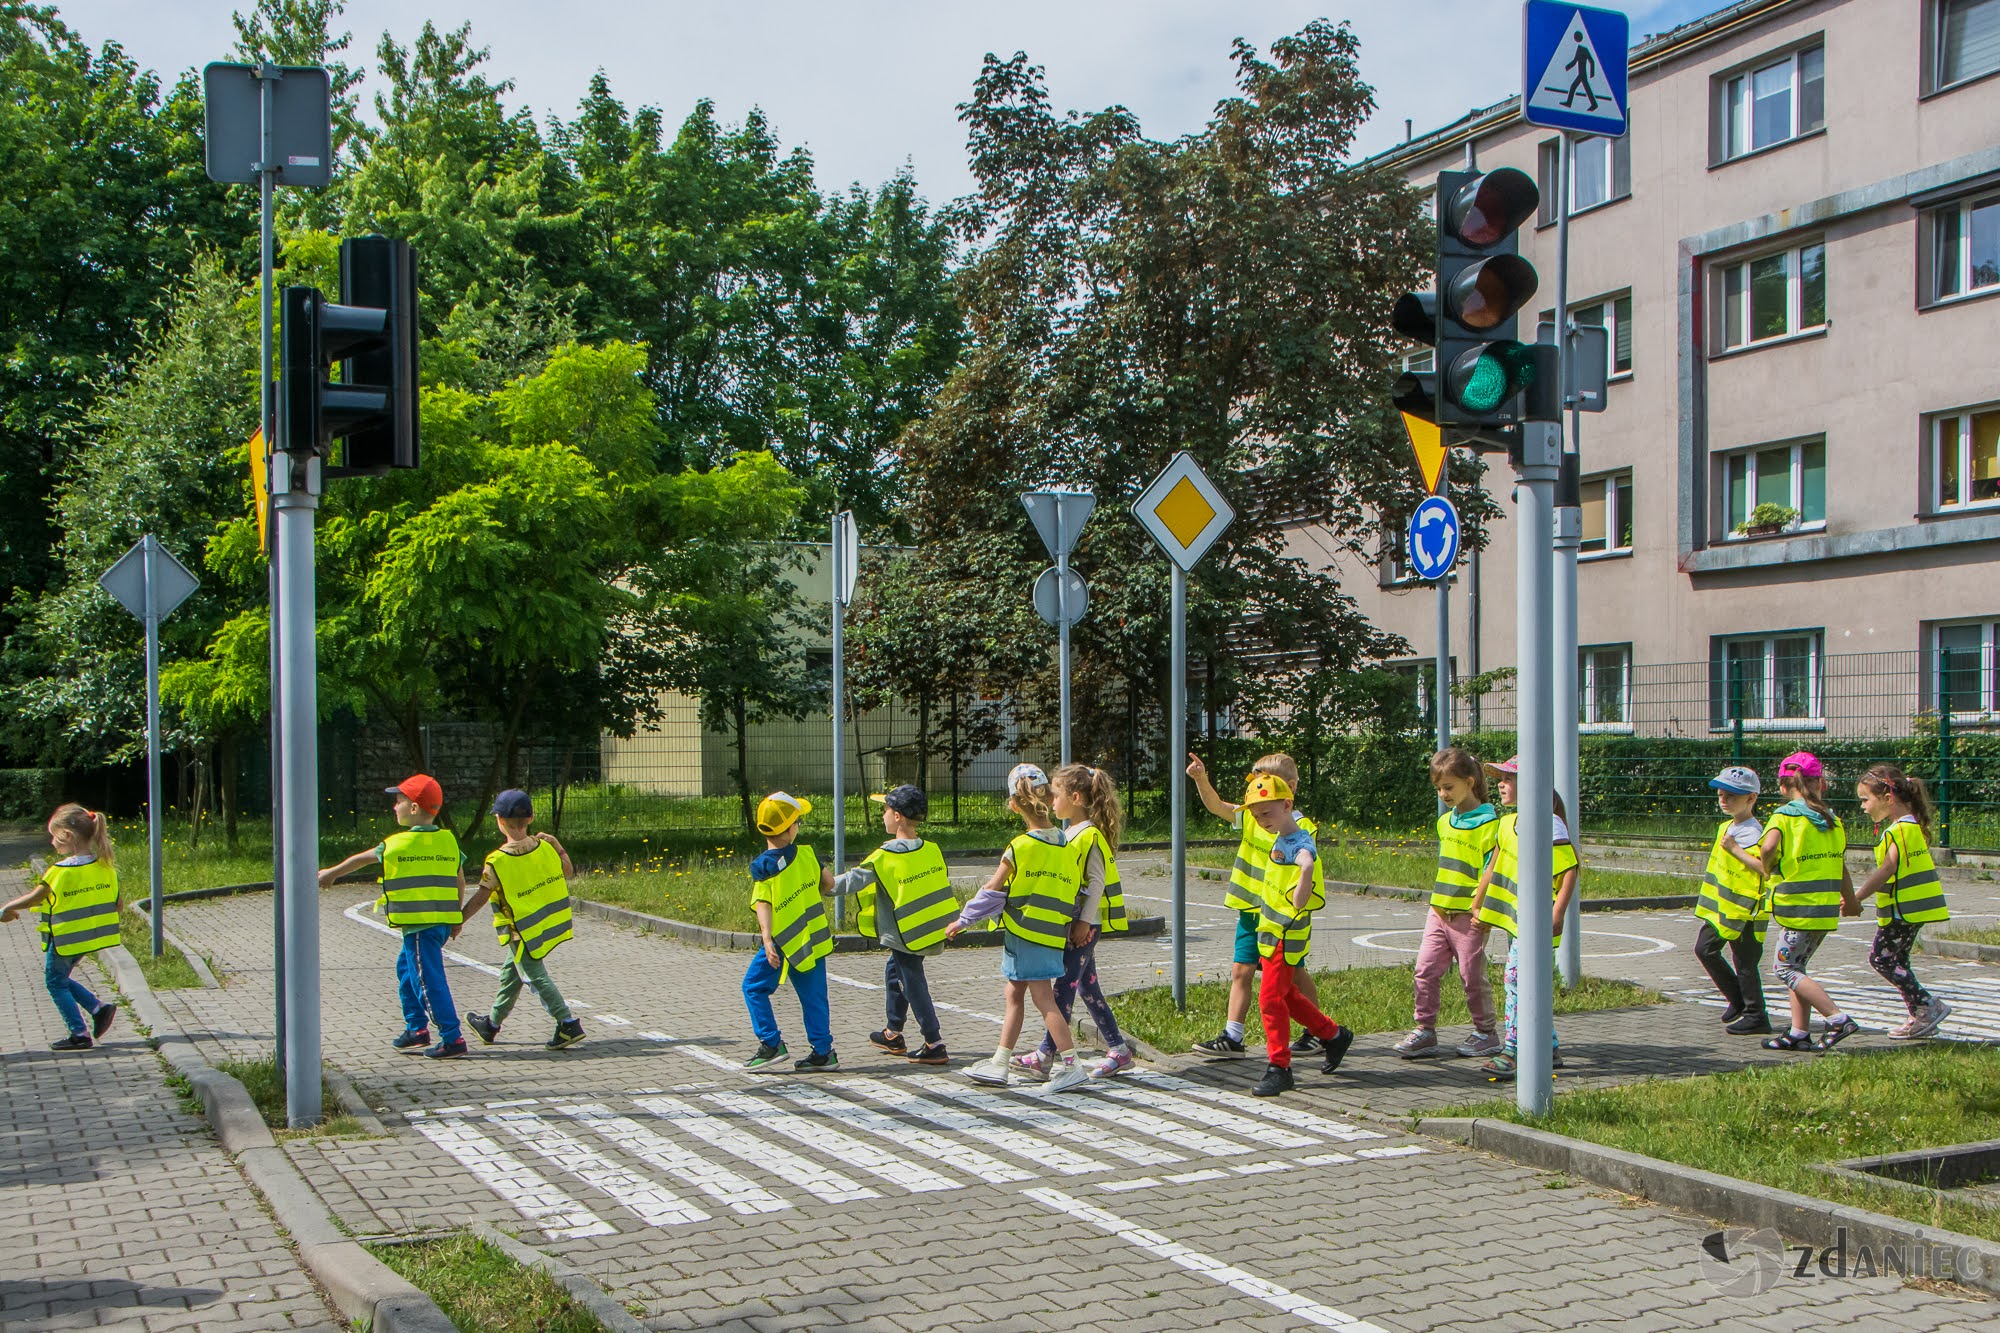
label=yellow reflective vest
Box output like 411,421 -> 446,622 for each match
1694,820 -> 1768,944
1768,808 -> 1846,932
1256,836 -> 1325,965
1432,808 -> 1501,912
39,858 -> 120,957
380,828 -> 463,928
756,845 -> 833,972
1875,818 -> 1949,925
1067,824 -> 1128,933
1476,814 -> 1579,944
1003,832 -> 1081,949
485,840 -> 574,960
854,840 -> 956,954
1226,813 -> 1318,913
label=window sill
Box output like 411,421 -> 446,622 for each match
1708,124 -> 1828,172
1918,284 -> 2000,314
1535,192 -> 1631,231
1579,722 -> 1636,735
1608,370 -> 1635,384
1579,548 -> 1635,563
1709,719 -> 1828,734
1687,512 -> 2000,571
1920,65 -> 2000,102
1720,521 -> 1827,544
1924,500 -> 2000,520
1710,325 -> 1829,361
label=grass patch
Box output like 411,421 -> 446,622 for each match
215,1057 -> 370,1139
1115,960 -> 1661,1054
162,1067 -> 204,1119
119,906 -> 204,989
369,1234 -> 603,1333
1447,1043 -> 2000,1244
1936,924 -> 2000,947
1190,833 -> 1698,901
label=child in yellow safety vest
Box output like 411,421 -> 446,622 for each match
741,791 -> 839,1073
1692,765 -> 1774,1036
1,804 -> 120,1050
840,783 -> 953,1066
1470,758 -> 1580,1079
1754,752 -> 1863,1053
1854,763 -> 1953,1040
461,789 -> 585,1052
1242,773 -> 1351,1098
945,763 -> 1090,1093
1185,751 -> 1326,1060
319,775 -> 469,1058
1394,748 -> 1503,1060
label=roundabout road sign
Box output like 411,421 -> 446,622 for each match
1405,496 -> 1461,582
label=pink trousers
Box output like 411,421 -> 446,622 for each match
1412,907 -> 1495,1032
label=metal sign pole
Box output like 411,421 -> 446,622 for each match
1435,464 -> 1452,768
830,512 -> 846,924
259,62 -> 288,1074
1056,505 -> 1072,769
275,451 -> 322,1127
1553,130 -> 1583,989
142,538 -> 166,960
1515,422 -> 1559,1117
1169,564 -> 1188,1012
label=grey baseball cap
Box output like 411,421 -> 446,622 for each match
1707,766 -> 1761,795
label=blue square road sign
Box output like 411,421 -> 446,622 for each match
1522,0 -> 1629,137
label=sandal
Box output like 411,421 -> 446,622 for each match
1814,1017 -> 1861,1052
1761,1031 -> 1814,1051
1479,1051 -> 1517,1078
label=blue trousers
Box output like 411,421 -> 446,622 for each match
45,948 -> 101,1037
396,925 -> 461,1043
742,951 -> 832,1054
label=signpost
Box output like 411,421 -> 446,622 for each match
830,509 -> 858,923
1405,496 -> 1462,584
1131,454 -> 1234,1011
99,536 -> 200,961
1022,491 -> 1095,766
1403,411 -> 1454,768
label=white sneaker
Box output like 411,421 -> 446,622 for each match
1456,1030 -> 1504,1058
964,1055 -> 1010,1086
1044,1057 -> 1091,1094
1391,1028 -> 1439,1058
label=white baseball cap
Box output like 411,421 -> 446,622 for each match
1007,762 -> 1050,791
1707,765 -> 1761,795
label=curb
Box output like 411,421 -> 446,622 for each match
570,896 -> 1166,952
1918,937 -> 2000,964
470,1222 -> 648,1332
125,900 -> 220,988
104,945 -> 460,1332
1415,1115 -> 2000,1297
1187,866 -> 1694,912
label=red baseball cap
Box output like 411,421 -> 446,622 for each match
386,774 -> 443,815
1777,752 -> 1824,782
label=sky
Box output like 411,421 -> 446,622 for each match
58,0 -> 1718,204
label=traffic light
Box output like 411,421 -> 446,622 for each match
277,235 -> 419,472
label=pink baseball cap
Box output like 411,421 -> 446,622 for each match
1484,755 -> 1520,776
1777,752 -> 1823,781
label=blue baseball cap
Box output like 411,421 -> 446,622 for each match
491,789 -> 534,819
1707,766 -> 1761,796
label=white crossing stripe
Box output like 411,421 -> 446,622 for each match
410,1117 -> 614,1239
485,1110 -> 709,1226
1355,1145 -> 1430,1160
1131,1072 -> 1385,1141
1099,1177 -> 1159,1192
768,1084 -> 1034,1184
834,1077 -> 1107,1177
1025,1188 -> 1387,1330
557,1103 -> 788,1215
342,903 -> 505,980
635,1095 -> 881,1204
595,1014 -> 633,1026
1027,1088 -> 1255,1158
1164,1169 -> 1229,1184
1300,1152 -> 1357,1167
910,1075 -> 1185,1167
1093,1082 -> 1318,1149
638,1029 -> 747,1073
703,1091 -> 961,1194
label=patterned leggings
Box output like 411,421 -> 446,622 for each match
1038,929 -> 1125,1055
1501,935 -> 1559,1055
1868,921 -> 1932,1012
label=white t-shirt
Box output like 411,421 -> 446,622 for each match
1727,816 -> 1764,849
1551,815 -> 1572,844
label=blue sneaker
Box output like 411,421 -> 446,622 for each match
423,1038 -> 468,1059
392,1029 -> 431,1051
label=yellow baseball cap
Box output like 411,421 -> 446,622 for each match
1242,773 -> 1295,806
755,791 -> 812,835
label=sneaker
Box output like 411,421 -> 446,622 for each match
1090,1047 -> 1136,1079
1290,1031 -> 1322,1055
868,1028 -> 907,1055
1886,1015 -> 1924,1040
1045,1058 -> 1091,1094
1251,1063 -> 1295,1097
1010,1050 -> 1052,1082
794,1048 -> 840,1073
466,1012 -> 500,1045
1456,1030 -> 1504,1058
1719,1001 -> 1745,1025
1913,999 -> 1952,1038
743,1041 -> 789,1071
424,1038 -> 468,1059
1392,1027 -> 1440,1059
907,1042 -> 950,1065
1726,1011 -> 1773,1035
91,1003 -> 117,1039
1319,1026 -> 1355,1075
964,1055 -> 1010,1086
50,1033 -> 92,1052
546,1019 -> 586,1050
392,1029 -> 431,1051
1192,1031 -> 1249,1059
1814,1017 -> 1861,1052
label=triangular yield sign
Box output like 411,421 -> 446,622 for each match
1401,412 -> 1447,496
249,427 -> 270,553
1528,9 -> 1620,122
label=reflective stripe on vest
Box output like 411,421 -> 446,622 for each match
1004,833 -> 1081,949
1431,811 -> 1500,912
864,842 -> 956,954
1226,814 -> 1316,912
381,829 -> 464,927
1068,825 -> 1127,933
1694,820 -> 1767,941
1474,814 -> 1578,944
1769,811 -> 1845,931
762,845 -> 832,971
41,860 -> 120,957
1876,820 -> 1948,925
1256,844 -> 1325,965
485,840 -> 574,960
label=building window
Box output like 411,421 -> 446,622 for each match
1401,347 -> 1434,374
1926,192 -> 2000,303
1933,0 -> 2000,91
1537,131 -> 1632,224
1721,438 -> 1826,537
1712,632 -> 1823,728
1718,44 -> 1825,161
1574,295 -> 1633,376
1935,620 -> 2000,716
1580,471 -> 1633,555
1719,242 -> 1827,349
1933,406 -> 2000,510
1579,644 -> 1631,727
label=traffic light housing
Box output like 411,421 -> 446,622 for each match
277,235 -> 419,472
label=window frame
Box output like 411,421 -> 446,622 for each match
1578,643 -> 1634,733
1578,468 -> 1635,559
1929,404 -> 2000,513
1714,40 -> 1827,165
1926,0 -> 2000,96
1711,631 -> 1826,730
1717,436 -> 1828,540
1932,618 -> 2000,721
1536,130 -> 1632,227
1921,191 -> 2000,306
1715,240 -> 1829,352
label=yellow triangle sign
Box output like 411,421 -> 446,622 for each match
1402,411 -> 1446,496
249,427 -> 270,553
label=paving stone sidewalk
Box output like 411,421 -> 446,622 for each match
143,883 -> 1998,1332
0,859 -> 339,1333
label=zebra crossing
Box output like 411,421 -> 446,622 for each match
405,1068 -> 1429,1238
1674,961 -> 2000,1042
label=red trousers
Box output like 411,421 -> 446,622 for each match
1260,952 -> 1338,1067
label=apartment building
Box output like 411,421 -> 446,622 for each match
1327,0 -> 2000,738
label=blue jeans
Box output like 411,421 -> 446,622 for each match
742,951 -> 832,1054
396,926 -> 461,1043
45,948 -> 101,1037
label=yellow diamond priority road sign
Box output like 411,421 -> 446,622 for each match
1132,452 -> 1234,572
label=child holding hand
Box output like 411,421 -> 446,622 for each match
1394,748 -> 1501,1060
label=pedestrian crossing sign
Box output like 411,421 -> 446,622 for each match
1522,0 -> 1628,138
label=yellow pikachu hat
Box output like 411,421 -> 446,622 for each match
1242,773 -> 1295,806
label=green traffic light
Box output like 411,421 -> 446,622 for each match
1457,354 -> 1509,412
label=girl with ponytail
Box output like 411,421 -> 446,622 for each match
2,804 -> 120,1049
1854,764 -> 1952,1039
